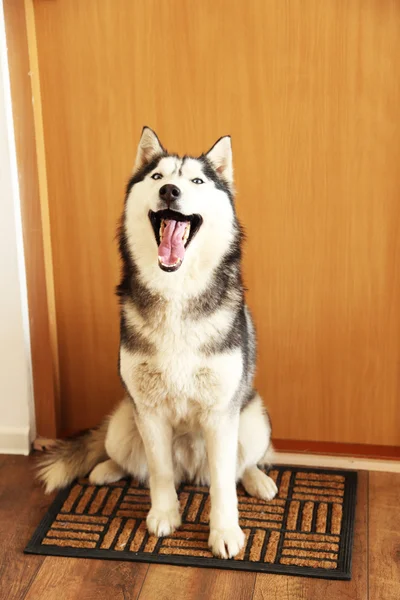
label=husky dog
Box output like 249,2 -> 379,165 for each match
38,128 -> 277,558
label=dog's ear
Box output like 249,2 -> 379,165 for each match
134,127 -> 165,173
205,136 -> 233,187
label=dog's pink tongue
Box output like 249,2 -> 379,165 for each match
158,220 -> 187,266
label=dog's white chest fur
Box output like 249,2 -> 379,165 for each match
120,297 -> 243,424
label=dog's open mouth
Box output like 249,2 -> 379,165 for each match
148,209 -> 203,272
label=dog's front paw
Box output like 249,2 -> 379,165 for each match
209,525 -> 245,559
146,506 -> 181,537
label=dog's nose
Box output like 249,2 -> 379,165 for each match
159,184 -> 181,206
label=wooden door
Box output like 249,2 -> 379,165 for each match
32,0 -> 400,445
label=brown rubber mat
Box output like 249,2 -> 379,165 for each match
25,466 -> 357,579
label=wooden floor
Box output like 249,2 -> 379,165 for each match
0,455 -> 399,600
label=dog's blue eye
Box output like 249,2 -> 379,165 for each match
192,178 -> 204,185
151,173 -> 163,180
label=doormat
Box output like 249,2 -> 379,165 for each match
25,466 -> 357,580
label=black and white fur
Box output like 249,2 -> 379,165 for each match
38,128 -> 277,559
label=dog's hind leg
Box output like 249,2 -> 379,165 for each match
237,392 -> 278,501
88,397 -> 149,485
241,465 -> 277,501
89,459 -> 126,485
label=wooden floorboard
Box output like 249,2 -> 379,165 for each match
369,472 -> 400,600
0,454 -> 148,600
138,564 -> 256,600
24,557 -> 149,600
2,455 -> 400,600
0,455 -> 50,600
252,471 -> 368,600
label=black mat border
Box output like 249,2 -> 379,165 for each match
24,465 -> 358,581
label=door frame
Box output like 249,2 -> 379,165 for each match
4,0 -> 59,438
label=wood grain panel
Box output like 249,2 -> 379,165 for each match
3,0 -> 59,437
33,0 -> 400,443
369,472 -> 400,599
252,471 -> 368,600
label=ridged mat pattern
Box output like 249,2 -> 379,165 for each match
25,466 -> 357,580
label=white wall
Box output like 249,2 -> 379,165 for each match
0,1 -> 35,454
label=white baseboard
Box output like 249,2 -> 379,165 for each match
274,451 -> 400,473
0,425 -> 30,455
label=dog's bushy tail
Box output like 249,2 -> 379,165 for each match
36,419 -> 109,493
